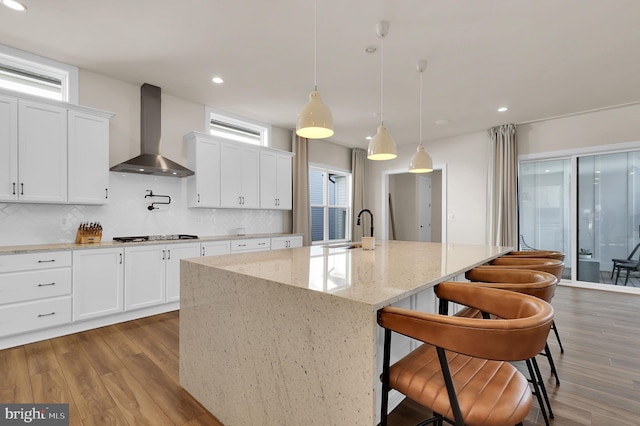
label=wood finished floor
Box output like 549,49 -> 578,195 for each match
1,285 -> 639,425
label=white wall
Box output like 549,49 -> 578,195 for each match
518,103 -> 640,156
367,133 -> 489,245
309,139 -> 352,171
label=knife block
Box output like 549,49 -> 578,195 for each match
75,223 -> 103,244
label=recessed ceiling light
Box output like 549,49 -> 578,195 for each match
211,76 -> 224,84
497,107 -> 508,112
435,119 -> 449,125
1,0 -> 27,11
365,46 -> 377,54
366,136 -> 372,140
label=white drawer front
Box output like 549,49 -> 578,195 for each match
0,251 -> 71,273
0,296 -> 72,337
0,268 -> 72,305
231,238 -> 271,252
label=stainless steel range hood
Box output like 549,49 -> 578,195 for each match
110,83 -> 194,177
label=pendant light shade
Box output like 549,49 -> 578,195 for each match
296,0 -> 333,139
367,21 -> 397,160
296,90 -> 334,139
409,60 -> 433,173
368,124 -> 397,160
409,145 -> 433,173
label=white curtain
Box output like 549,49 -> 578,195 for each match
292,133 -> 311,246
351,148 -> 366,241
487,123 -> 518,247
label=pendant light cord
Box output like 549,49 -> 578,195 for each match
419,67 -> 423,146
313,0 -> 318,91
380,32 -> 384,124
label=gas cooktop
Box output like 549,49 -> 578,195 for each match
113,234 -> 198,243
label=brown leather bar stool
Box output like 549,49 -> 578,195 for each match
504,250 -> 565,261
462,268 -> 558,426
378,281 -> 554,426
474,257 -> 565,384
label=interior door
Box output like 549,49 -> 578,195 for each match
418,175 -> 432,242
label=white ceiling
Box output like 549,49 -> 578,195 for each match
2,0 -> 640,150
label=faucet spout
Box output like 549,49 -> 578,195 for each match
356,209 -> 374,238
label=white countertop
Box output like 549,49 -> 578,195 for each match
185,240 -> 510,309
0,233 -> 302,255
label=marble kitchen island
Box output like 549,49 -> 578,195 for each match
179,240 -> 509,425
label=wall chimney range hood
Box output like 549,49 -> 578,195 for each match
110,83 -> 194,177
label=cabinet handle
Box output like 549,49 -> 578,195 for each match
238,196 -> 242,204
201,247 -> 205,256
258,242 -> 266,246
167,249 -> 171,260
20,182 -> 24,195
162,250 -> 166,260
105,188 -> 109,199
37,259 -> 56,263
12,182 -> 16,195
197,194 -> 201,203
38,312 -> 56,318
238,244 -> 247,247
37,282 -> 56,287
119,253 -> 123,264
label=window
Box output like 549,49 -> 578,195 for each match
204,106 -> 271,146
0,43 -> 78,103
310,166 -> 352,243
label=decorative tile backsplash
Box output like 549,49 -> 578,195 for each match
0,172 -> 287,246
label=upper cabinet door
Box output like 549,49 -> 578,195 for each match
275,153 -> 292,210
0,95 -> 18,202
186,134 -> 221,208
220,142 -> 260,208
240,146 -> 260,208
260,150 -> 292,210
18,100 -> 67,203
68,110 -> 110,204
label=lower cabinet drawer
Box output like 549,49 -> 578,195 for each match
0,296 -> 72,337
231,238 -> 271,252
0,268 -> 72,305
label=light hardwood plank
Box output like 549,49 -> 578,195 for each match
123,352 -> 206,425
24,340 -> 60,376
82,407 -> 129,426
96,323 -> 142,360
54,344 -> 116,419
30,368 -> 83,426
101,367 -> 174,425
76,329 -> 124,375
0,346 -> 33,403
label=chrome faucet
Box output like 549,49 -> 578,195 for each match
356,209 -> 374,238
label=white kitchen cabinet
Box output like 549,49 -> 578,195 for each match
165,242 -> 200,302
17,100 -> 68,203
185,132 -> 221,208
0,94 -> 18,202
201,240 -> 231,256
220,142 -> 260,208
0,90 -> 112,205
124,243 -> 200,309
260,150 -> 293,210
68,110 -> 110,204
124,245 -> 166,311
230,238 -> 270,252
271,235 -> 303,250
72,247 -> 124,321
0,251 -> 72,338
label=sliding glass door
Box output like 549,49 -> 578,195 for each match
519,149 -> 640,288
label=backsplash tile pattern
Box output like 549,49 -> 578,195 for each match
0,173 -> 286,246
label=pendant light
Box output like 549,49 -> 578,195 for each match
296,0 -> 334,139
409,60 -> 433,173
367,21 -> 397,160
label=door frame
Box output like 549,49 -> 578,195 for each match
380,164 -> 448,243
